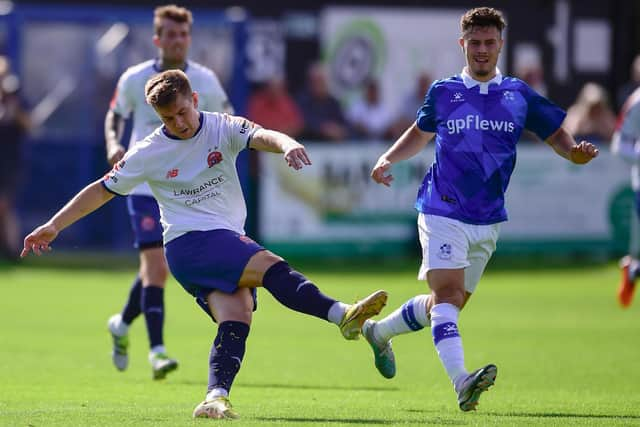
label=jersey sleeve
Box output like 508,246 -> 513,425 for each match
221,114 -> 261,154
102,145 -> 147,196
416,82 -> 439,132
109,72 -> 135,118
523,84 -> 567,140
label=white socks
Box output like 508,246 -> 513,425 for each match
206,388 -> 229,401
430,302 -> 467,388
371,294 -> 431,344
327,302 -> 349,325
150,345 -> 166,355
109,314 -> 129,336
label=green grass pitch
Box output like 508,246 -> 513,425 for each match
1,256 -> 639,426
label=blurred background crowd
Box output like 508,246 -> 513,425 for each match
1,0 -> 639,260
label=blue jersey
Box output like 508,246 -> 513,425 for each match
415,70 -> 566,225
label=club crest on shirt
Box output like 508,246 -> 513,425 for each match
438,243 -> 452,260
166,168 -> 179,179
207,151 -> 223,168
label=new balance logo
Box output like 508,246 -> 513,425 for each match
503,90 -> 515,101
446,114 -> 515,134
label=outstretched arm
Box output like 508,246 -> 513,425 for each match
21,180 -> 114,257
371,123 -> 434,187
249,128 -> 312,170
545,127 -> 599,164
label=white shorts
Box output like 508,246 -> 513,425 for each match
417,213 -> 500,294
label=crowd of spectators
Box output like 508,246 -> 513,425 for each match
248,62 -> 434,143
246,52 -> 640,146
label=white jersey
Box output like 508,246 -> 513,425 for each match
110,59 -> 231,196
103,112 -> 260,244
612,88 -> 640,191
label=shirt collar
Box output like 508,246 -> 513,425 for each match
461,67 -> 503,94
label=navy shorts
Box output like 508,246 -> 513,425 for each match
127,195 -> 163,249
164,229 -> 264,312
635,191 -> 640,217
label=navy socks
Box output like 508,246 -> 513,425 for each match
141,286 -> 165,348
208,321 -> 250,393
262,261 -> 336,321
120,276 -> 142,325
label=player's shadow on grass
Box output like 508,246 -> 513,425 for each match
172,380 -> 400,392
238,382 -> 401,392
486,412 -> 640,420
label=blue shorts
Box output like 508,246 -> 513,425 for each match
127,195 -> 163,250
164,229 -> 264,312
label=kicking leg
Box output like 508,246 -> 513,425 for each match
240,250 -> 387,339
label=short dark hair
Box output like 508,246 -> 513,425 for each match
154,4 -> 193,36
460,7 -> 506,37
145,69 -> 193,108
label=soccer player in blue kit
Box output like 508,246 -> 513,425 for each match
365,7 -> 599,412
21,69 -> 388,419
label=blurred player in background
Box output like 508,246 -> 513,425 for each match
104,4 -> 233,380
612,87 -> 640,307
0,56 -> 30,261
367,7 -> 599,412
22,69 -> 388,420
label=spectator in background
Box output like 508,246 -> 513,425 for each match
247,75 -> 303,138
564,82 -> 616,145
616,54 -> 640,112
347,79 -> 394,140
0,56 -> 30,261
390,72 -> 432,139
296,62 -> 348,143
515,62 -> 547,97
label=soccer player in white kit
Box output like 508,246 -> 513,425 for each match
104,5 -> 232,379
21,69 -> 388,419
365,7 -> 599,412
612,86 -> 640,307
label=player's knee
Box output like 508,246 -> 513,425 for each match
140,263 -> 168,285
255,250 -> 284,270
432,287 -> 466,308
